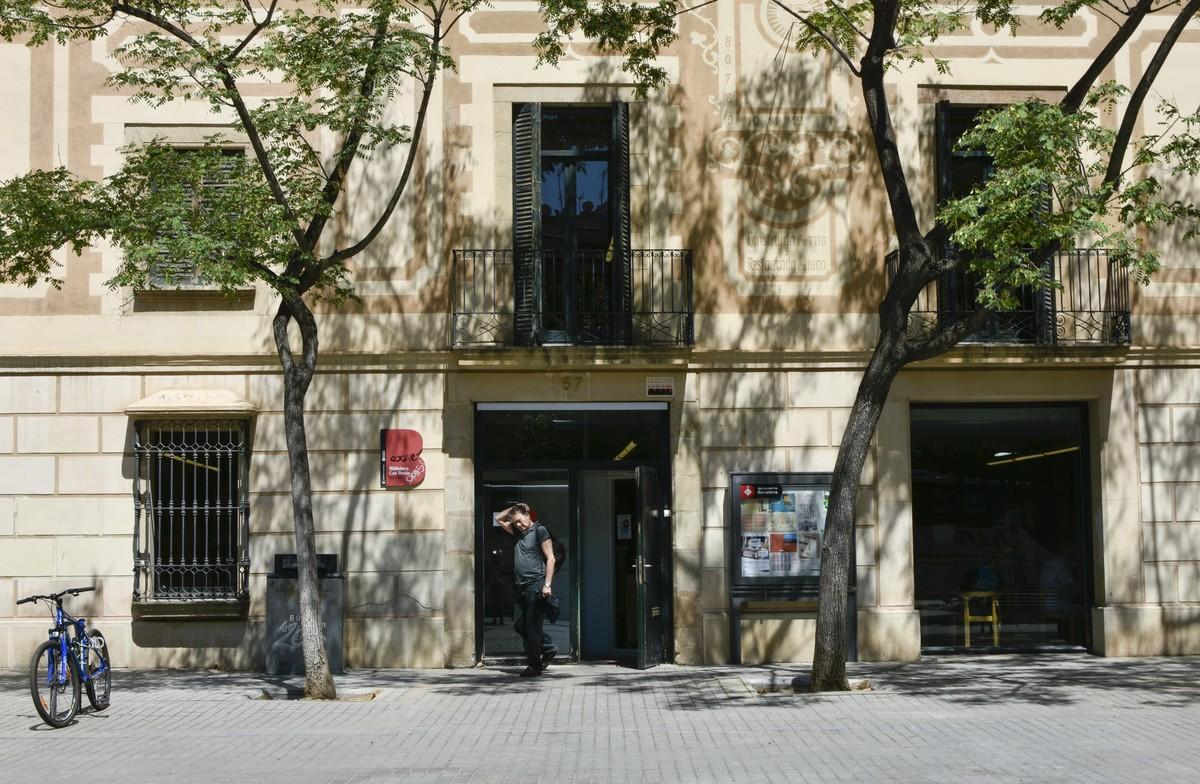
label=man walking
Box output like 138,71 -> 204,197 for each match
495,503 -> 558,677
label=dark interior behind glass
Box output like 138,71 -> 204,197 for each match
911,405 -> 1089,650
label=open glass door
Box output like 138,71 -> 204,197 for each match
479,472 -> 572,660
635,465 -> 666,669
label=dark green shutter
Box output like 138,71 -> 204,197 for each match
933,101 -> 957,318
513,103 -> 541,345
613,102 -> 633,343
934,100 -> 952,205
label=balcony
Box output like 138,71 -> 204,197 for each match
451,249 -> 694,348
885,247 -> 1131,346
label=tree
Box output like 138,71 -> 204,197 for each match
534,0 -> 1200,689
0,0 -> 480,698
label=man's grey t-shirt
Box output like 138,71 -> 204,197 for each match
513,524 -> 550,586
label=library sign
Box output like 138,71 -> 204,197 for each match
379,429 -> 426,488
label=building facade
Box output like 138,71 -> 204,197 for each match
2,3 -> 1199,669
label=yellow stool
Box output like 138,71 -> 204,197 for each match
961,590 -> 1000,647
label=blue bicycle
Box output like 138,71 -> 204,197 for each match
17,586 -> 111,728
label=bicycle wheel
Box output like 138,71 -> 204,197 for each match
84,630 -> 111,710
29,641 -> 80,728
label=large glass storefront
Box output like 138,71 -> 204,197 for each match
911,405 -> 1091,650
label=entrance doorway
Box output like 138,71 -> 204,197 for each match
579,472 -> 637,657
474,404 -> 671,667
910,404 -> 1092,651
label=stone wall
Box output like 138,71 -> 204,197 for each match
0,370 -> 449,669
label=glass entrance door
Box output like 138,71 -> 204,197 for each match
479,472 -> 571,659
474,404 -> 672,665
634,465 -> 666,669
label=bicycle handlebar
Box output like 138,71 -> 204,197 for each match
16,586 -> 96,605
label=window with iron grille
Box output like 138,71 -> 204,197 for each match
133,420 -> 250,602
149,147 -> 245,289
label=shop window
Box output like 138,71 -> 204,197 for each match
133,420 -> 250,603
512,103 -> 632,345
910,405 -> 1090,650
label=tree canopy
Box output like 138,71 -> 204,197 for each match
0,0 -> 476,301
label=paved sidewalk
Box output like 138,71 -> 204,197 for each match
4,655 -> 1200,783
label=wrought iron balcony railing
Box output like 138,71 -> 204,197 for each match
885,247 -> 1131,345
451,249 -> 694,348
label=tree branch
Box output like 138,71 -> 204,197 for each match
112,2 -> 306,249
445,5 -> 474,34
320,19 -> 442,268
674,0 -> 720,17
1061,0 -> 1154,113
226,0 -> 279,62
770,0 -> 863,77
1104,0 -> 1200,185
833,3 -> 871,46
861,0 -> 922,256
401,0 -> 436,26
903,307 -> 992,362
295,8 -> 392,266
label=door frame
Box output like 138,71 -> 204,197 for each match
472,403 -> 673,663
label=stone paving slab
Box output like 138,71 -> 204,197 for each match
3,655 -> 1200,783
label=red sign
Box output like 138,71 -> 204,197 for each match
380,429 -> 426,488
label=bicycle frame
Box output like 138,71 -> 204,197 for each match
44,599 -> 104,689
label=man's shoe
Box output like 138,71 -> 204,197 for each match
541,650 -> 557,669
518,666 -> 542,678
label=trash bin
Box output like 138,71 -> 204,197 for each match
265,553 -> 344,676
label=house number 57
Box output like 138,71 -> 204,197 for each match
560,376 -> 583,392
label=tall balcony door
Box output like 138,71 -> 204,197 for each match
513,103 -> 632,345
935,102 -> 1052,343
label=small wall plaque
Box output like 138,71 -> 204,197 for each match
646,376 -> 674,397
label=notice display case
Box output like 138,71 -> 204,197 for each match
726,472 -> 855,663
730,474 -> 832,586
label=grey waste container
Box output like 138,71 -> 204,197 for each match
265,553 -> 344,676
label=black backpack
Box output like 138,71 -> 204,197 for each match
539,524 -> 567,568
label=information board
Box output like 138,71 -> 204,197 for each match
730,474 -> 833,586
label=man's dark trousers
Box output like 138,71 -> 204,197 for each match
513,583 -> 556,670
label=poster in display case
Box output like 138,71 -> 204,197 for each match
730,474 -> 833,586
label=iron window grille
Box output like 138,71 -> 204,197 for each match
133,420 -> 250,602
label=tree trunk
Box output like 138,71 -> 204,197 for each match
811,329 -> 905,691
273,298 -> 336,699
